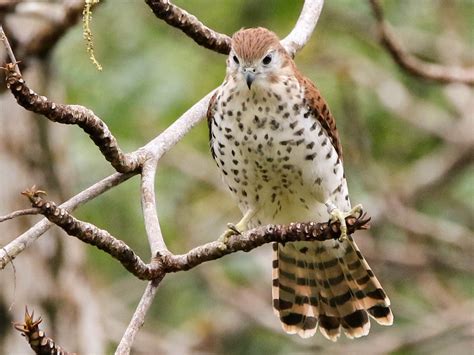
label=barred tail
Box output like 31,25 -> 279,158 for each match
271,236 -> 393,340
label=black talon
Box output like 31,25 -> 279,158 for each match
226,223 -> 242,235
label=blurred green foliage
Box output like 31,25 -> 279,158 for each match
46,0 -> 474,353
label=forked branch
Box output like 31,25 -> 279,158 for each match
2,2 -> 329,354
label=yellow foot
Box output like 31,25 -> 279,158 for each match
216,224 -> 242,251
217,223 -> 241,243
327,203 -> 363,241
226,222 -> 242,235
217,209 -> 256,249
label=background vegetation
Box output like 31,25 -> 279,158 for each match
1,0 -> 472,353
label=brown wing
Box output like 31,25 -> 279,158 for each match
296,74 -> 343,160
207,91 -> 219,160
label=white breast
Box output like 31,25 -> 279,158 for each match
210,76 -> 349,227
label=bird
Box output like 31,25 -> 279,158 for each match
207,27 -> 393,340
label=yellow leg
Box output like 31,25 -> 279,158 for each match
325,202 -> 363,241
218,209 -> 256,244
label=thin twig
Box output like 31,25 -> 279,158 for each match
0,24 -> 21,74
83,0 -> 103,70
115,278 -> 163,355
0,208 -> 40,222
368,0 -> 474,84
2,246 -> 17,311
0,172 -> 135,270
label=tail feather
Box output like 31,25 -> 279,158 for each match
315,240 -> 370,340
294,258 -> 319,338
344,236 -> 393,326
272,236 -> 393,340
272,243 -> 319,338
330,241 -> 372,338
311,243 -> 342,341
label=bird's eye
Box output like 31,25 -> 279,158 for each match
262,55 -> 272,65
233,55 -> 239,64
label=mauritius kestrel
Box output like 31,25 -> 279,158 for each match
207,27 -> 393,340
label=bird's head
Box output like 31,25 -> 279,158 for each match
228,27 -> 292,90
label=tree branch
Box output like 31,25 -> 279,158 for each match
0,208 -> 39,222
369,0 -> 474,84
115,278 -> 163,355
145,0 -> 324,57
140,158 -> 167,254
22,186 -> 162,280
0,172 -> 134,270
2,2 -> 332,353
14,307 -> 72,355
0,0 -> 85,85
4,65 -> 142,173
144,90 -> 213,157
116,87 -> 213,352
0,86 -> 212,270
145,0 -> 231,54
22,186 -> 371,279
0,24 -> 20,74
161,212 -> 369,272
281,0 -> 324,57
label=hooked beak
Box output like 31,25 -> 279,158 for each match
244,72 -> 255,89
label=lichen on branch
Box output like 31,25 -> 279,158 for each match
82,0 -> 102,70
